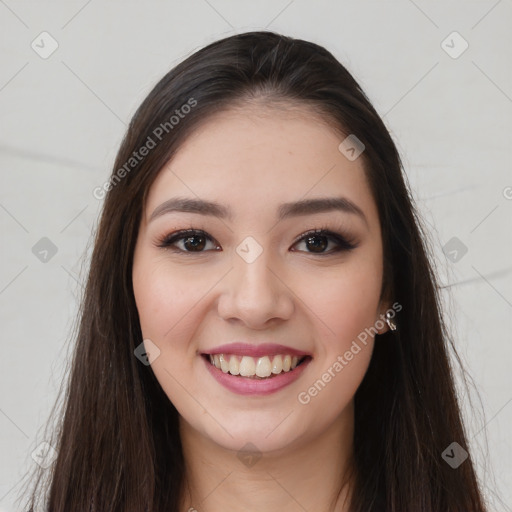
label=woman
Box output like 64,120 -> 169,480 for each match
22,31 -> 488,511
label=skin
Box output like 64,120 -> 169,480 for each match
132,103 -> 391,512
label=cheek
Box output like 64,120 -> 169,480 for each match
294,255 -> 383,353
292,259 -> 381,420
132,259 -> 207,403
133,258 -> 211,344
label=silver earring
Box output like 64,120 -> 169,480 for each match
385,311 -> 397,331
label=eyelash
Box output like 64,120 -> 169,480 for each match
155,226 -> 358,255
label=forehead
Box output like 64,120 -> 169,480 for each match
144,106 -> 379,230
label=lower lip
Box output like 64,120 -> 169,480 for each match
202,356 -> 312,396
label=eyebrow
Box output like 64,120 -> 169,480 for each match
149,196 -> 368,227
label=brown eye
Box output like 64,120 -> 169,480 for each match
304,234 -> 328,253
157,228 -> 357,255
292,229 -> 357,254
182,233 -> 207,251
157,230 -> 219,253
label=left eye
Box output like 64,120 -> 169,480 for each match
291,229 -> 357,254
157,229 -> 356,254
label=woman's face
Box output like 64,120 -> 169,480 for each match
132,105 -> 389,453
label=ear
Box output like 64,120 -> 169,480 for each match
376,296 -> 392,335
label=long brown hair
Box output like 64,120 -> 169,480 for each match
20,31 -> 488,511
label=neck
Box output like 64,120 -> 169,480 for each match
178,401 -> 356,512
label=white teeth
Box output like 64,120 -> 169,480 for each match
256,356 -> 272,377
219,354 -> 229,373
208,353 -> 303,378
271,355 -> 283,374
228,356 -> 240,375
239,356 -> 256,377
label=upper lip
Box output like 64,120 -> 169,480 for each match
201,342 -> 312,358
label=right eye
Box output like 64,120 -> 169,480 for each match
156,229 -> 221,253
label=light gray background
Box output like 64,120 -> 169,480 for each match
1,1 -> 511,510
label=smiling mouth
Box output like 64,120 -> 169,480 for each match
202,353 -> 311,379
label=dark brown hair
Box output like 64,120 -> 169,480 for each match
20,30 -> 488,511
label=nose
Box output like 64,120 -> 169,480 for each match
216,249 -> 295,329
